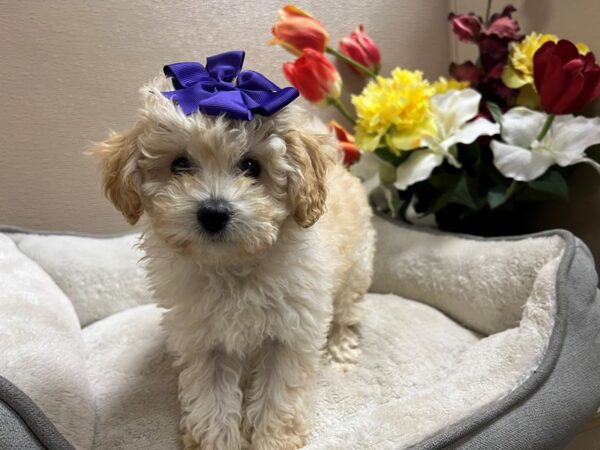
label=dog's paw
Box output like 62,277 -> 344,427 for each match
325,344 -> 361,372
325,325 -> 361,372
241,438 -> 252,450
250,432 -> 306,450
181,428 -> 201,450
240,415 -> 254,445
181,427 -> 244,450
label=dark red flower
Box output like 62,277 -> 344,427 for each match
448,5 -> 522,108
534,39 -> 600,114
449,5 -> 519,43
483,6 -> 519,40
450,61 -> 482,84
451,57 -> 515,106
448,12 -> 482,43
488,5 -> 517,22
479,36 -> 510,75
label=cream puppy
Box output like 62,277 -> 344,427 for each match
92,74 -> 375,450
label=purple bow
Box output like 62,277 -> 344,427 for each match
161,50 -> 299,120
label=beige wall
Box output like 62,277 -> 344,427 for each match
0,0 -> 450,233
1,0 -> 597,263
454,0 -> 600,263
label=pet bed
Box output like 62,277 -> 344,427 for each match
1,215 -> 599,449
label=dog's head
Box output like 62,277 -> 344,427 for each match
91,76 -> 337,264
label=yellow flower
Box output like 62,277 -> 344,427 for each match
351,68 -> 435,154
502,32 -> 590,89
578,43 -> 591,54
431,77 -> 469,95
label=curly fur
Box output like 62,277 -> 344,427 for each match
91,75 -> 375,450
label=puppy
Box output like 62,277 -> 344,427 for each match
92,74 -> 375,450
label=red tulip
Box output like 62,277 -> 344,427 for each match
270,4 -> 329,55
339,25 -> 381,76
534,39 -> 600,114
283,49 -> 342,104
329,120 -> 360,166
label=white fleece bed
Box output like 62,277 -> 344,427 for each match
1,215 -> 599,450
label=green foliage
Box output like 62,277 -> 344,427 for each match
486,101 -> 504,131
526,169 -> 569,201
388,140 -> 572,229
426,172 -> 478,213
374,147 -> 410,166
488,181 -> 518,209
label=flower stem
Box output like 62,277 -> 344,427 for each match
485,0 -> 493,25
326,46 -> 377,79
328,97 -> 355,124
535,114 -> 555,142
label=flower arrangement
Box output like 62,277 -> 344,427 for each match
269,3 -> 600,234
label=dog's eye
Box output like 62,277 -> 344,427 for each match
239,158 -> 261,178
171,156 -> 192,174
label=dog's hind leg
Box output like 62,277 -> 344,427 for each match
325,226 -> 375,371
325,285 -> 365,371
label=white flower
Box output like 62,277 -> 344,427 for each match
491,107 -> 600,182
394,89 -> 500,190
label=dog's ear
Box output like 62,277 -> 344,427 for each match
285,130 -> 335,228
90,127 -> 143,225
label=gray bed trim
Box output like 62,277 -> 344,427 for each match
1,218 -> 599,449
0,376 -> 75,450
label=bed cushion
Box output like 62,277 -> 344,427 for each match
0,234 -> 94,450
82,295 -> 482,449
9,231 -> 149,327
1,216 -> 599,449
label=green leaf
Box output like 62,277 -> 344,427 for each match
458,142 -> 482,168
527,170 -> 568,200
451,174 -> 479,210
488,187 -> 508,210
426,192 -> 452,215
487,181 -> 519,209
374,147 -> 410,166
425,173 -> 478,214
486,101 -> 504,131
428,172 -> 461,190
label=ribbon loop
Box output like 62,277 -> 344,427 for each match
206,50 -> 244,82
162,50 -> 299,120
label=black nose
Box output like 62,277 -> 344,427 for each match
197,200 -> 232,234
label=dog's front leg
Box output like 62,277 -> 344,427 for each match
243,340 -> 319,450
179,348 -> 244,450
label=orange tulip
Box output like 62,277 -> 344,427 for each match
270,4 -> 329,55
283,49 -> 342,105
329,120 -> 361,166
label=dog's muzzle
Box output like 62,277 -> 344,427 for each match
197,199 -> 232,234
